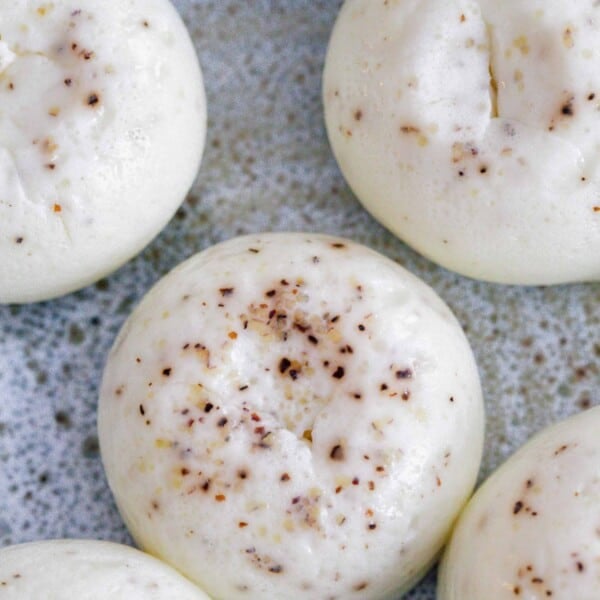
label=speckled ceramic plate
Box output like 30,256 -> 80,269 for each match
0,2 -> 598,599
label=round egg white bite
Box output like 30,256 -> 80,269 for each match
438,405 -> 600,600
99,233 -> 484,599
0,539 -> 210,599
323,0 -> 600,285
0,0 -> 206,304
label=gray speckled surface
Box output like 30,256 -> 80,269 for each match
0,1 -> 598,598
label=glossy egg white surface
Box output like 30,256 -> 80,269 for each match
438,406 -> 600,600
324,0 -> 600,284
98,233 -> 484,599
0,539 -> 210,599
0,0 -> 206,303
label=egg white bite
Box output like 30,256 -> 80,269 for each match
438,405 -> 600,600
98,233 -> 484,599
0,0 -> 206,304
323,0 -> 600,285
0,540 -> 209,599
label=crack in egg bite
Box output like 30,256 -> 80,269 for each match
323,0 -> 600,285
0,540 -> 210,598
0,0 -> 206,303
439,405 -> 600,600
99,233 -> 484,599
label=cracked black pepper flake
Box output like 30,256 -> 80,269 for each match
86,92 -> 100,106
561,101 -> 574,116
204,403 -> 214,413
396,368 -> 413,379
269,565 -> 283,574
279,357 -> 291,374
554,444 -> 569,456
332,366 -> 345,379
15,237 -> 24,244
139,404 -> 145,416
217,417 -> 228,427
162,367 -> 172,377
265,289 -> 276,297
330,444 -> 345,461
513,500 -> 524,514
219,287 -> 234,297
